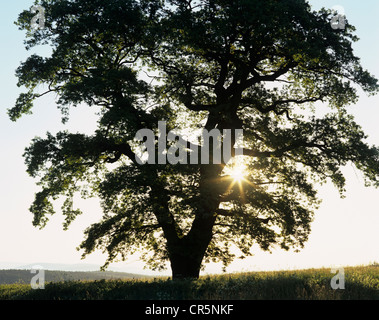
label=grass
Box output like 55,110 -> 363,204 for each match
1,265 -> 379,300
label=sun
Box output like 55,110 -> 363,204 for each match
224,157 -> 248,183
229,165 -> 247,183
221,158 -> 251,200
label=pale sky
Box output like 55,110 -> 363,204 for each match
1,1 -> 379,275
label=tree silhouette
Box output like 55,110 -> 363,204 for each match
10,0 -> 379,279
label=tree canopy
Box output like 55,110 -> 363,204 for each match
10,0 -> 379,278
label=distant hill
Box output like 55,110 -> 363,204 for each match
1,265 -> 379,300
0,269 -> 150,285
14,263 -> 109,272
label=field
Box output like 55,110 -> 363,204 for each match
1,265 -> 378,300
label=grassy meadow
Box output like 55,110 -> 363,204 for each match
1,265 -> 378,300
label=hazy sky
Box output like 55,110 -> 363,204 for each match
1,0 -> 379,275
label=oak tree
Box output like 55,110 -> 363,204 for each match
11,0 -> 379,278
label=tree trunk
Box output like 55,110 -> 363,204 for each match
170,251 -> 203,279
166,164 -> 221,280
168,215 -> 216,279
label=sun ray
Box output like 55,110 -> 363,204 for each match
221,157 -> 253,205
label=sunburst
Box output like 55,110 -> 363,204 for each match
228,164 -> 247,183
223,156 -> 250,188
221,161 -> 248,204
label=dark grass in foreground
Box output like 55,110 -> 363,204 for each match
1,266 -> 379,300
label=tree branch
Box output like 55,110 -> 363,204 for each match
241,140 -> 314,158
241,61 -> 297,91
216,209 -> 270,224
